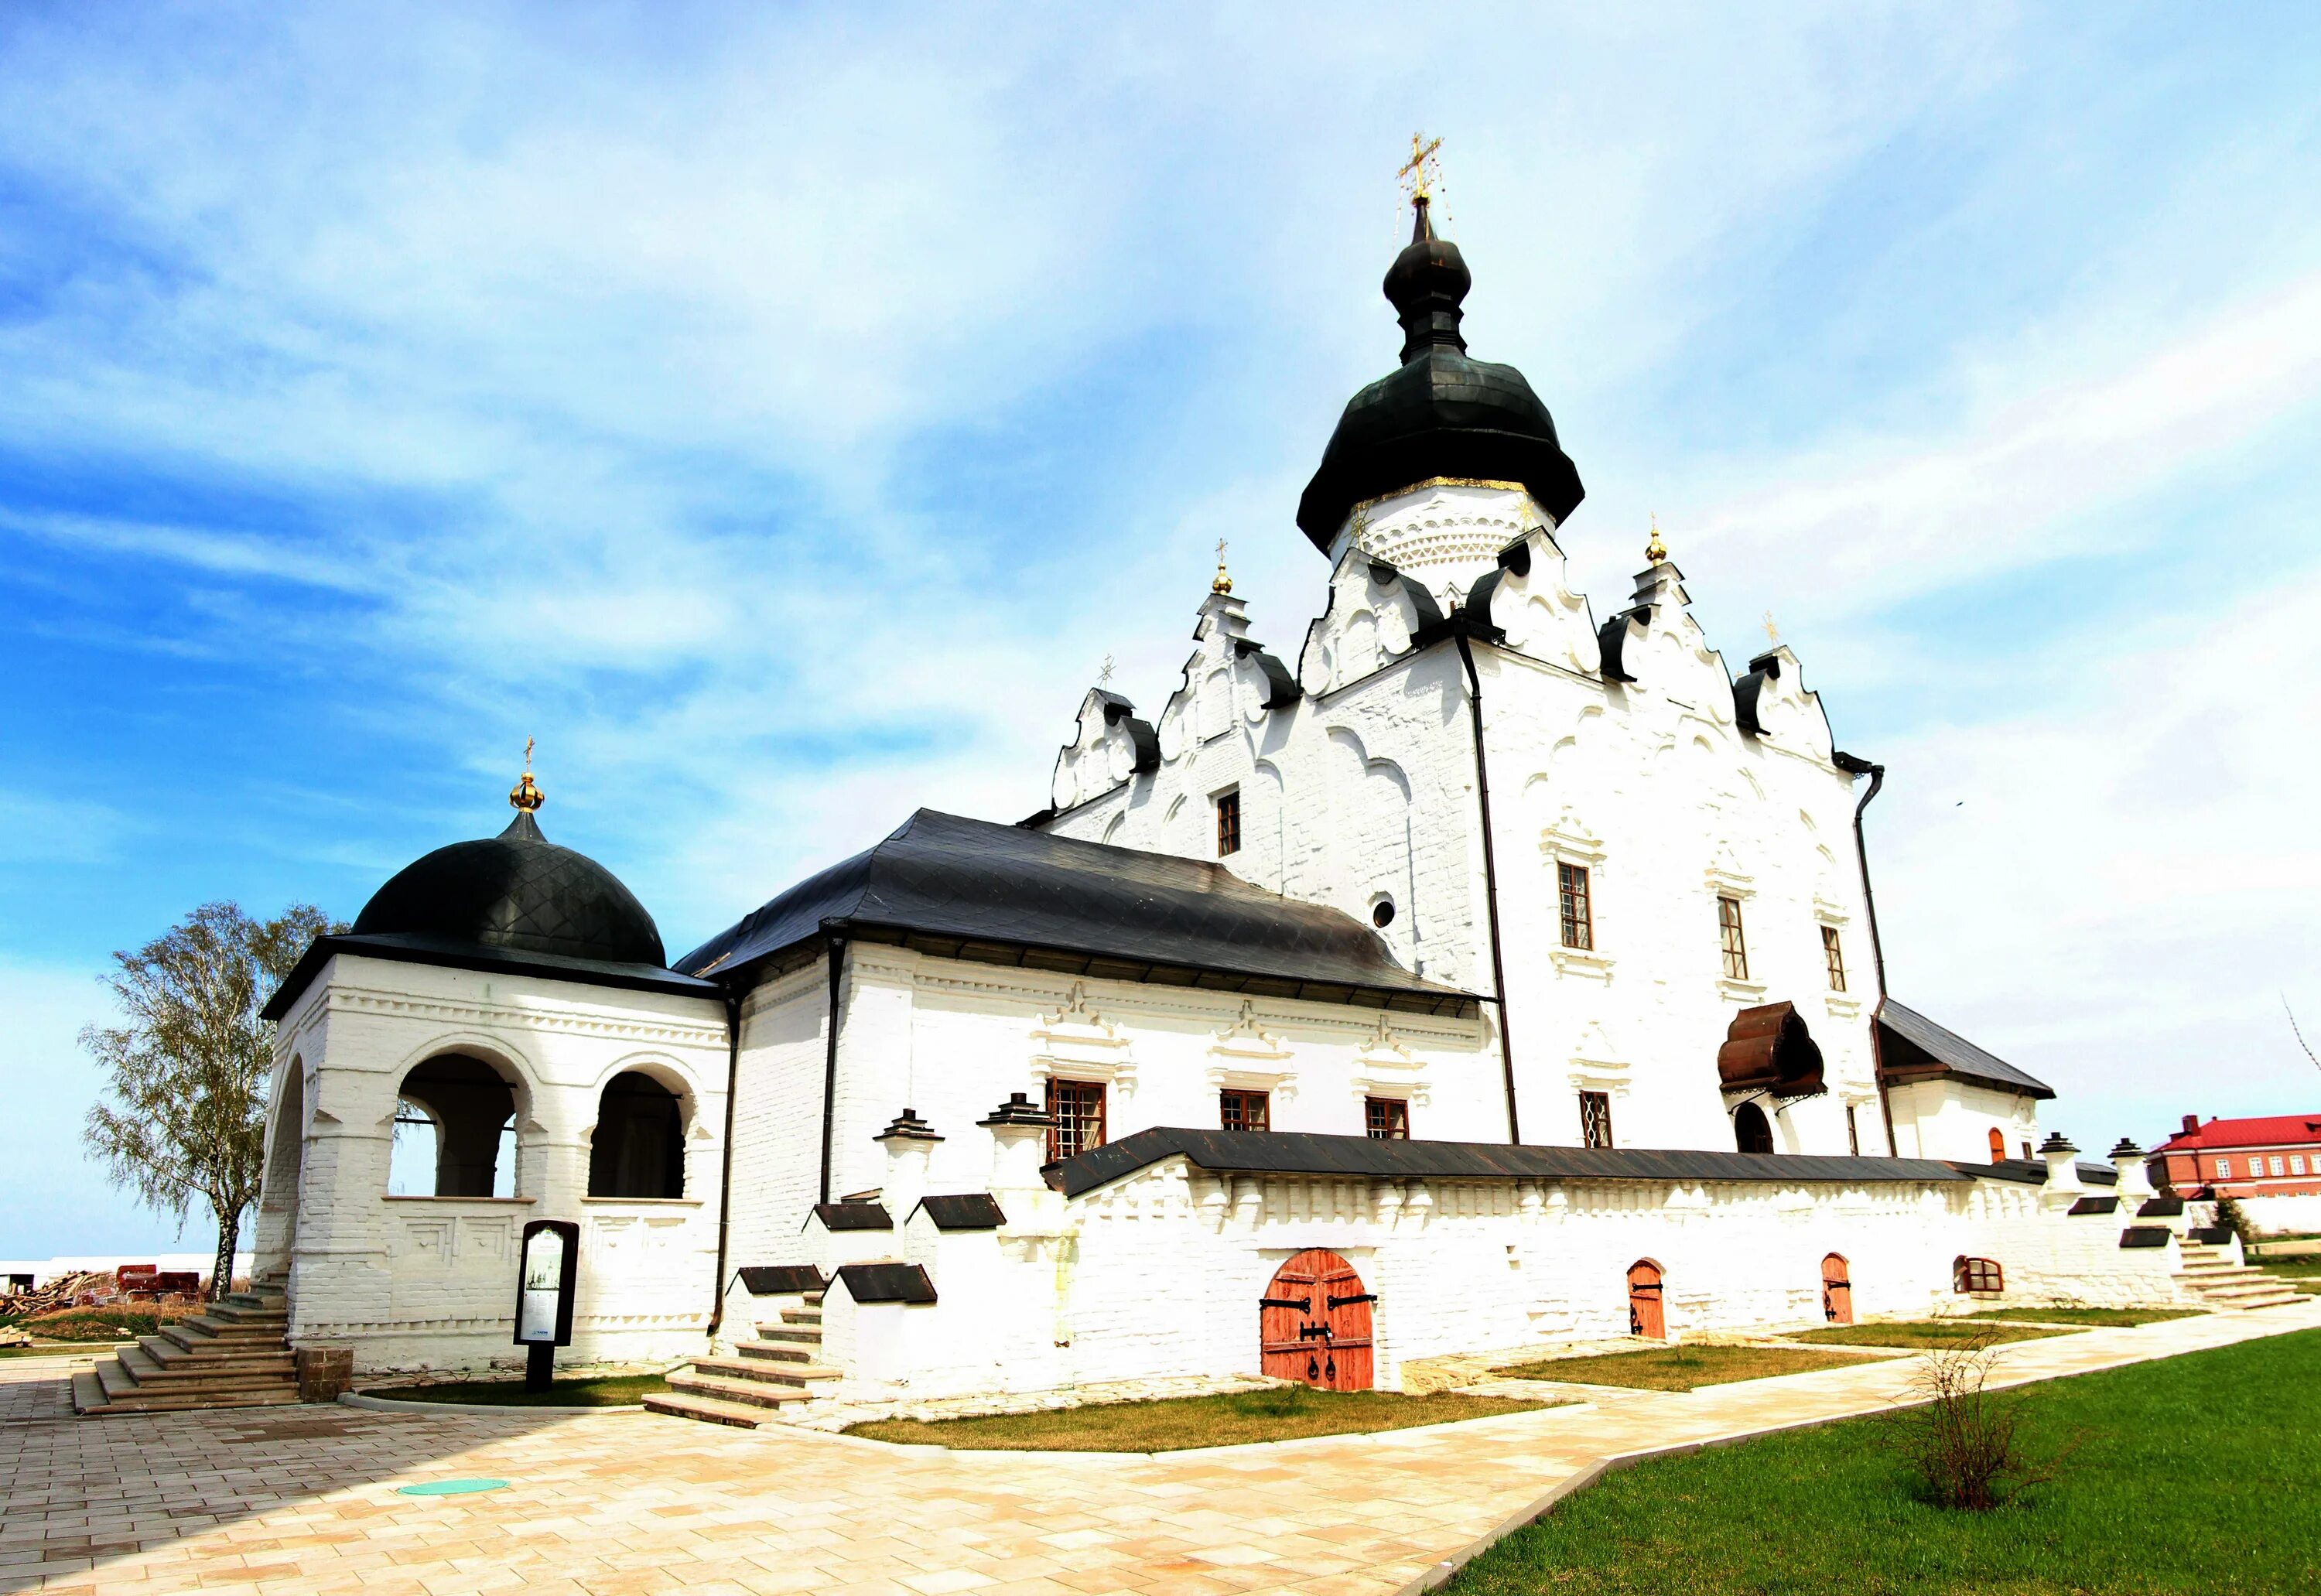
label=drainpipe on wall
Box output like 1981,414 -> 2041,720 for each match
705,989 -> 743,1338
1832,750 -> 1896,1157
1454,632 -> 1521,1144
818,928 -> 849,1205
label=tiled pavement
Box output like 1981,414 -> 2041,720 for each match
5,1303 -> 2314,1596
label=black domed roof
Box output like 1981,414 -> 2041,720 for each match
353,808 -> 666,967
1296,197 -> 1583,550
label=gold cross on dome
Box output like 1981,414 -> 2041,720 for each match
509,737 -> 545,813
1212,538 -> 1232,595
1762,611 -> 1781,646
1399,133 -> 1443,202
1098,654 -> 1115,688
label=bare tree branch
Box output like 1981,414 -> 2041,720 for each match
2287,995 -> 2319,1072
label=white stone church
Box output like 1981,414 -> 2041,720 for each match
248,190 -> 2225,1415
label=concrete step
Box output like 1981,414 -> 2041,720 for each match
94,1357 -> 296,1408
198,1302 -> 289,1329
689,1355 -> 842,1387
665,1370 -> 812,1410
644,1390 -> 779,1430
781,1307 -> 822,1326
135,1333 -> 293,1371
753,1326 -> 822,1345
735,1338 -> 824,1365
121,1344 -> 294,1385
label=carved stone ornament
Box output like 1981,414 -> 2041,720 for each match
1030,982 -> 1135,1092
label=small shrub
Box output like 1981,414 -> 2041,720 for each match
2213,1194 -> 2258,1247
1883,1331 -> 2071,1510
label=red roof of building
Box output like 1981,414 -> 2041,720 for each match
2154,1114 -> 2321,1153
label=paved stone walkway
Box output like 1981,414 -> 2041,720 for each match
4,1303 -> 2313,1596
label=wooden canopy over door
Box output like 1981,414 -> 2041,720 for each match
1626,1260 -> 1665,1340
1259,1249 -> 1375,1391
1821,1253 -> 1853,1325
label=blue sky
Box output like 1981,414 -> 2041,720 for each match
5,3 -> 2319,1254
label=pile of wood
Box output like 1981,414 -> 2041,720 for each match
0,1270 -> 112,1320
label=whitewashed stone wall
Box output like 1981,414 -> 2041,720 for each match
255,953 -> 729,1373
1887,1078 -> 2044,1164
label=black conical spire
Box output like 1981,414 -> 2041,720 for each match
1383,196 -> 1472,363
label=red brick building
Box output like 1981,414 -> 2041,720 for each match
2148,1113 -> 2321,1197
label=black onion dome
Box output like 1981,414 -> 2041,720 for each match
1295,196 -> 1584,551
353,808 -> 667,967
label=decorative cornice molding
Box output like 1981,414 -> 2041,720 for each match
326,985 -> 726,1049
909,965 -> 1477,1044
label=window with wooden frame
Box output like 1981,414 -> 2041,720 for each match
1578,1090 -> 1612,1150
1557,862 -> 1594,951
1846,1104 -> 1860,1156
1821,924 -> 1847,992
1717,896 -> 1748,981
1219,1088 -> 1269,1133
1988,1127 -> 2006,1163
1365,1097 -> 1409,1140
1044,1078 -> 1106,1164
1215,789 -> 1242,856
1953,1256 -> 2003,1294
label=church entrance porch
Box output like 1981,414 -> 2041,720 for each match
1260,1249 -> 1376,1390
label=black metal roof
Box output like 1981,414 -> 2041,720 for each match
1876,999 -> 2056,1100
806,1201 -> 892,1232
260,929 -> 718,1024
1970,1158 -> 2118,1188
833,1262 -> 937,1305
679,809 -> 1473,1012
735,1264 -> 825,1296
1051,1126 -> 1971,1200
2068,1195 -> 2119,1215
1296,197 -> 1583,549
912,1193 -> 1006,1231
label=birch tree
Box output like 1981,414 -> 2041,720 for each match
81,901 -> 340,1300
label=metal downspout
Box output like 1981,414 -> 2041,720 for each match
818,930 -> 848,1205
1454,632 -> 1521,1144
706,989 -> 742,1338
1836,752 -> 1897,1156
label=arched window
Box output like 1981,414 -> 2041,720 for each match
1987,1127 -> 2006,1163
1954,1256 -> 2004,1294
1734,1101 -> 1775,1155
588,1071 -> 686,1198
391,1054 -> 517,1197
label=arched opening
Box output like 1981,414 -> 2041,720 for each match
587,1071 -> 687,1198
1627,1259 -> 1666,1339
391,1054 -> 517,1197
1734,1101 -> 1775,1154
1988,1126 -> 2006,1163
255,1065 -> 306,1273
1259,1249 -> 1375,1390
1821,1253 -> 1853,1325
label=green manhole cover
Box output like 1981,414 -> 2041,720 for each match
398,1478 -> 509,1496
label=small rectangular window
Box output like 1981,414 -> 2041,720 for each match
1718,896 -> 1749,981
1044,1078 -> 1106,1164
1846,1104 -> 1860,1157
1557,862 -> 1594,951
1821,925 -> 1847,992
2292,1155 -> 2306,1175
2271,1156 -> 2285,1177
2250,1157 -> 2265,1178
1578,1091 -> 1612,1149
1219,1088 -> 1269,1133
1365,1097 -> 1409,1140
2216,1157 -> 2231,1178
1215,790 -> 1242,856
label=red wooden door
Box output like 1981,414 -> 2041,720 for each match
1821,1253 -> 1853,1325
1259,1249 -> 1375,1390
1626,1260 -> 1665,1340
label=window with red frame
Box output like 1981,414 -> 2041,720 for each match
1044,1078 -> 1106,1164
1219,1088 -> 1269,1133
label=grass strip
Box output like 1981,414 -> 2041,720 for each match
1449,1327 -> 2321,1595
358,1373 -> 669,1406
1494,1343 -> 1880,1392
1964,1306 -> 2204,1327
1789,1321 -> 2079,1349
845,1384 -> 1549,1451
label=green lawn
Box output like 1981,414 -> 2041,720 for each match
0,1341 -> 130,1358
359,1373 -> 670,1406
1450,1327 -> 2321,1595
1964,1306 -> 2205,1328
845,1385 -> 1551,1451
2258,1254 -> 2321,1279
1789,1321 -> 2079,1350
1495,1344 -> 1880,1392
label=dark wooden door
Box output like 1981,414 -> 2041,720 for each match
1260,1249 -> 1375,1390
1626,1260 -> 1665,1340
1821,1253 -> 1853,1325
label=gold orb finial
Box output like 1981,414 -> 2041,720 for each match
1212,538 -> 1232,595
509,736 -> 545,813
1645,513 -> 1668,566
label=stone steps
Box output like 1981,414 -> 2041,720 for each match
688,1355 -> 843,1387
642,1389 -> 788,1430
74,1287 -> 301,1416
651,1290 -> 835,1430
2176,1249 -> 2306,1310
665,1370 -> 815,1409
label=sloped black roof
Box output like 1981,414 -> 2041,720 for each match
834,1263 -> 937,1304
260,930 -> 716,1024
679,809 -> 1472,1012
1876,999 -> 2056,1100
1051,1126 -> 1971,1200
912,1193 -> 1007,1231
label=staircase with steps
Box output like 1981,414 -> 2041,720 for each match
2176,1241 -> 2306,1311
646,1294 -> 843,1428
72,1283 -> 302,1415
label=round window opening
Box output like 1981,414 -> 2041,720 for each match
1371,898 -> 1396,928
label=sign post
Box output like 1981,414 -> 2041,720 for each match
513,1219 -> 579,1393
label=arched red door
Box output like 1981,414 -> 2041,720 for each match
1259,1249 -> 1375,1390
1821,1253 -> 1853,1325
1626,1260 -> 1665,1340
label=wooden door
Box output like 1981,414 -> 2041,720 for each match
1626,1260 -> 1665,1340
1821,1253 -> 1853,1325
1259,1249 -> 1375,1390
